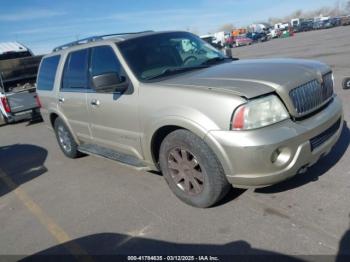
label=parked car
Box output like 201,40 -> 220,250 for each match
246,32 -> 268,42
234,35 -> 253,47
200,35 -> 221,49
274,22 -> 289,30
0,42 -> 42,126
313,19 -> 333,30
37,31 -> 343,208
340,15 -> 350,26
330,17 -> 341,27
298,19 -> 314,32
292,19 -> 314,32
270,29 -> 282,38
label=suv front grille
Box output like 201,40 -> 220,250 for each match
289,72 -> 334,115
310,118 -> 341,151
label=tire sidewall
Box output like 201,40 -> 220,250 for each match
159,130 -> 229,208
54,118 -> 79,158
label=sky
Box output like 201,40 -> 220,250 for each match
0,0 -> 342,54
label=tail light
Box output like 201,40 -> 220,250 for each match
1,97 -> 11,113
35,95 -> 42,108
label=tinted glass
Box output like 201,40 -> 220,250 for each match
37,55 -> 60,91
118,32 -> 225,81
91,46 -> 121,76
62,49 -> 89,89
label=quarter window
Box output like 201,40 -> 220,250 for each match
37,55 -> 60,91
62,49 -> 89,89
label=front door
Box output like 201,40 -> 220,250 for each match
86,45 -> 142,158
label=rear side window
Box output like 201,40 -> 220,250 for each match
37,55 -> 60,91
62,49 -> 89,90
90,46 -> 121,76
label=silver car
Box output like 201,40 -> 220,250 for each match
37,31 -> 343,207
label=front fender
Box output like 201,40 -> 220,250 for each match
142,105 -> 221,166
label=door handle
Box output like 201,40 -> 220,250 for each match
90,99 -> 100,106
58,97 -> 65,103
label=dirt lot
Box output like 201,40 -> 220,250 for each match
0,26 -> 349,260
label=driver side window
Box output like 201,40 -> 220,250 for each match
90,46 -> 122,77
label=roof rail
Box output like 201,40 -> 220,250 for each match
52,31 -> 153,52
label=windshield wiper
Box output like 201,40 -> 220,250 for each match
201,57 -> 230,65
145,65 -> 208,80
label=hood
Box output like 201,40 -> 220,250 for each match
160,58 -> 331,99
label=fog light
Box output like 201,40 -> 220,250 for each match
271,147 -> 292,166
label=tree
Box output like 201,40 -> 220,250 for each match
346,0 -> 350,13
217,23 -> 235,32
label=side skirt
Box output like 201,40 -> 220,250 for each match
78,143 -> 149,170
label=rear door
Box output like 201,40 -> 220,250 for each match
86,45 -> 142,158
58,49 -> 91,142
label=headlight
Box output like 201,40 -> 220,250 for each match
231,95 -> 289,130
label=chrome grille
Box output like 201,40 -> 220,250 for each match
289,72 -> 334,115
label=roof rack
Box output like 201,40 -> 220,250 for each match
52,31 -> 153,52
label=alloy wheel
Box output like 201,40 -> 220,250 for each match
57,125 -> 72,153
167,148 -> 205,195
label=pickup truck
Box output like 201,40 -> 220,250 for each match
0,42 -> 42,125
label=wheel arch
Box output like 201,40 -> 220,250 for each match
146,118 -> 233,178
145,117 -> 210,168
48,110 -> 80,145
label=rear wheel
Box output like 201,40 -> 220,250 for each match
54,118 -> 82,158
159,129 -> 230,208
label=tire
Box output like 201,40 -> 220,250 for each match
159,129 -> 230,208
54,118 -> 82,158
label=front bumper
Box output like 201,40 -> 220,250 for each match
205,96 -> 343,188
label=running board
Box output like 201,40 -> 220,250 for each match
78,144 -> 148,169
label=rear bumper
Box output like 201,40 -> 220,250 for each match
6,108 -> 41,123
205,96 -> 343,188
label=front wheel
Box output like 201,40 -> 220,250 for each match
159,130 -> 230,208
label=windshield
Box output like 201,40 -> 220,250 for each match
117,32 -> 226,81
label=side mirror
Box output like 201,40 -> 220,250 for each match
92,72 -> 128,93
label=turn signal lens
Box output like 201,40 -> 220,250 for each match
232,106 -> 245,129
